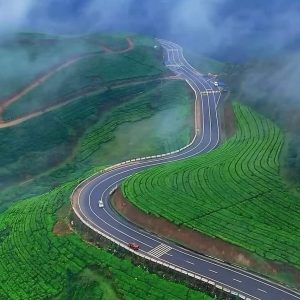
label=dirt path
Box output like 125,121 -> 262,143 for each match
101,37 -> 134,53
0,37 -> 134,124
0,76 -> 174,129
0,53 -> 100,123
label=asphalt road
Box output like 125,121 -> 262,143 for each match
72,39 -> 300,300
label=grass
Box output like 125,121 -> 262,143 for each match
0,79 -> 193,212
220,55 -> 300,184
122,103 -> 300,268
0,175 -> 212,299
98,105 -> 192,161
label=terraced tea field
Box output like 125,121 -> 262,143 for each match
0,179 -> 211,299
122,103 -> 300,267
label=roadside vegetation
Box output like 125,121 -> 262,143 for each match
122,103 -> 300,268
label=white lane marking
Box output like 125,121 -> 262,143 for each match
258,288 -> 267,293
148,243 -> 172,258
209,269 -> 218,274
216,91 -> 222,106
185,260 -> 194,265
233,278 -> 242,283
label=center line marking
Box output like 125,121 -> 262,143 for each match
233,278 -> 242,283
258,288 -> 267,293
209,269 -> 218,274
185,260 -> 194,265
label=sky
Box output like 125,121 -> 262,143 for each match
1,0 -> 300,61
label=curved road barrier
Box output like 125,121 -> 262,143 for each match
72,39 -> 300,300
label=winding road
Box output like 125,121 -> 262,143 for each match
72,39 -> 300,300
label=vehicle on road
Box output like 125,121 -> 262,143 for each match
98,200 -> 104,208
128,242 -> 139,250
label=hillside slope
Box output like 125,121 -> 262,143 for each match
0,33 -> 194,210
122,103 -> 300,269
0,179 -> 211,300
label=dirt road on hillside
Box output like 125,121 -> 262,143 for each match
0,37 -> 135,125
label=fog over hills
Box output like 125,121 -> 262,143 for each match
1,0 -> 300,61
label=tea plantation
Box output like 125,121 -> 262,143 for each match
123,103 -> 300,268
0,178 -> 212,299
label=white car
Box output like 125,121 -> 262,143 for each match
99,200 -> 104,208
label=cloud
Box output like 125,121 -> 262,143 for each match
0,0 -> 35,32
1,0 -> 300,60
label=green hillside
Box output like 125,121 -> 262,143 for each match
122,103 -> 300,268
0,32 -> 148,101
0,79 -> 193,211
0,178 -> 211,300
0,32 -> 216,299
0,33 -> 192,211
3,38 -> 165,121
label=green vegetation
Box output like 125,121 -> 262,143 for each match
0,33 -> 97,100
0,32 -> 150,101
1,83 -> 155,187
0,79 -> 193,211
283,135 -> 300,182
0,31 -> 192,216
3,41 -> 165,120
220,56 -> 300,184
123,103 -> 300,267
55,268 -> 119,300
0,32 -> 214,299
0,178 -> 212,299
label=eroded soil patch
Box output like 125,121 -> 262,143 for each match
53,220 -> 72,236
53,203 -> 72,236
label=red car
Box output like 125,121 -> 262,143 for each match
128,242 -> 140,251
